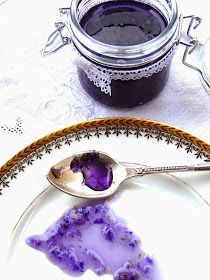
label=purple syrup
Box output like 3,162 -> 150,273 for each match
80,1 -> 166,46
26,202 -> 156,279
70,151 -> 113,191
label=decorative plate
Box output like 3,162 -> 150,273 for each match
1,117 -> 210,280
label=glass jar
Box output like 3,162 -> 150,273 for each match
43,0 -> 208,106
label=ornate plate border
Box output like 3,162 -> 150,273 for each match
1,117 -> 210,194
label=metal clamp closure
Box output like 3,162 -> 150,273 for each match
180,15 -> 210,89
41,22 -> 71,56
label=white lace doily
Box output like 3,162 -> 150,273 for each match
74,46 -> 176,95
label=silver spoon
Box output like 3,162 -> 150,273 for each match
47,150 -> 210,199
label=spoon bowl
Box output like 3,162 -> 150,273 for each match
47,150 -> 210,199
47,151 -> 126,198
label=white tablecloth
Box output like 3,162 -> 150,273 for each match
0,0 -> 210,166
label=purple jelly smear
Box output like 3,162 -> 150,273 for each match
26,202 -> 156,279
70,151 -> 113,191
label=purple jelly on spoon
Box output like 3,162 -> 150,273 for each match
70,151 -> 113,191
48,150 -> 126,199
47,150 -> 210,199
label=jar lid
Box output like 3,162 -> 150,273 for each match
200,37 -> 210,92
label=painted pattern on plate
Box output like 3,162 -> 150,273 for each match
1,118 -> 210,194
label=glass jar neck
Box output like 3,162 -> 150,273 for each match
69,0 -> 179,68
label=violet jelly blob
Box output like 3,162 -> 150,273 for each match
70,151 -> 113,191
26,202 -> 157,279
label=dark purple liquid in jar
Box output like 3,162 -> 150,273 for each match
77,1 -> 172,108
80,1 -> 166,46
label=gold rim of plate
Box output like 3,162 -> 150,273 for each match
0,117 -> 210,194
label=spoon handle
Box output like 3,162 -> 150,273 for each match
125,162 -> 210,178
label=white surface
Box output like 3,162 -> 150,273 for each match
0,0 -> 210,154
0,1 -> 210,211
1,126 -> 210,280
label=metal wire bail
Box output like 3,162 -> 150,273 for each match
181,15 -> 210,89
41,22 -> 71,56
